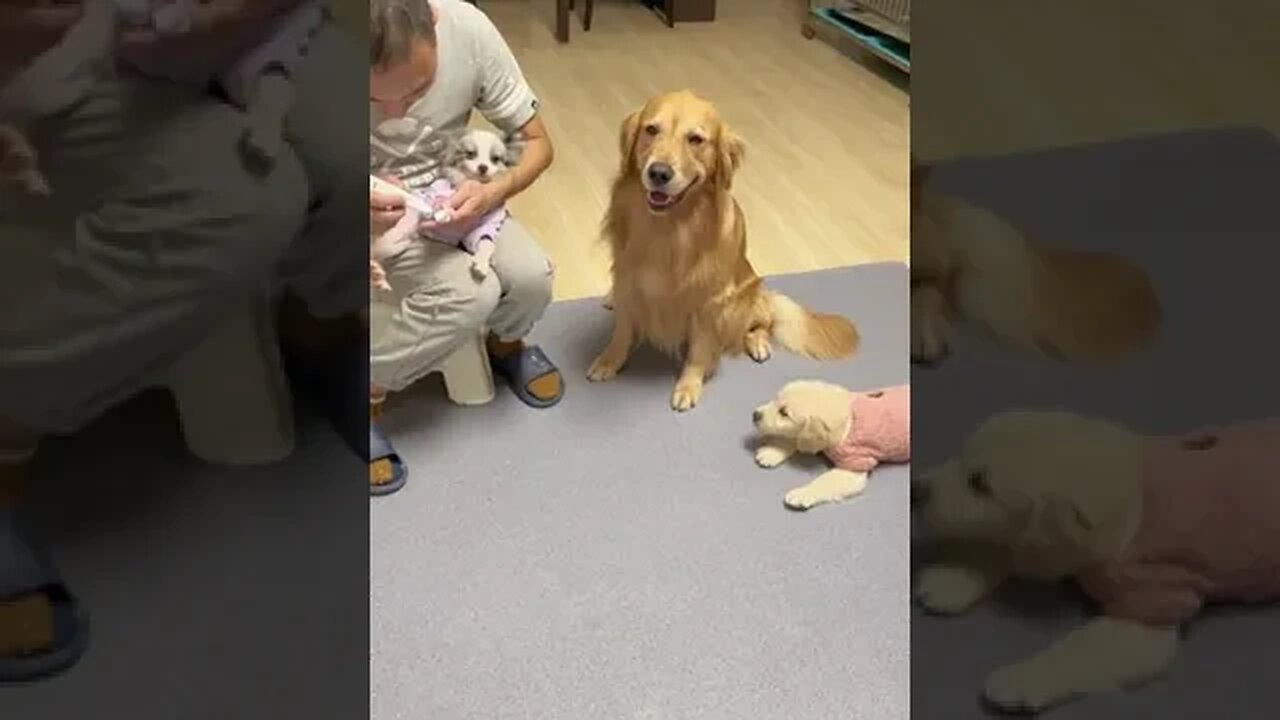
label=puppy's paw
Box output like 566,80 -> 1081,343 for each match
984,660 -> 1072,712
10,170 -> 49,196
754,445 -> 789,468
785,470 -> 866,510
370,262 -> 391,292
745,331 -> 771,363
586,354 -> 623,382
914,565 -> 990,615
471,259 -> 491,279
783,486 -> 823,510
602,290 -> 614,310
671,379 -> 703,411
240,129 -> 281,166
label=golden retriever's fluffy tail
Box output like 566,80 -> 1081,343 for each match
951,204 -> 1162,362
1027,247 -> 1162,360
767,292 -> 859,360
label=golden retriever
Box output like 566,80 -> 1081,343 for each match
911,157 -> 1161,365
588,90 -> 859,410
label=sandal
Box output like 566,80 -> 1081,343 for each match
489,344 -> 564,409
0,510 -> 89,682
368,424 -> 407,496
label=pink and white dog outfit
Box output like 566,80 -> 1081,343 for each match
824,384 -> 911,472
1076,418 -> 1280,626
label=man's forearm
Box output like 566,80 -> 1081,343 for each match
204,0 -> 310,38
498,135 -> 553,202
0,4 -> 84,80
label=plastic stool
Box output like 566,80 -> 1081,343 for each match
166,296 -> 294,465
439,332 -> 495,405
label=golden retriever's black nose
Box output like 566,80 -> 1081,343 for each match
647,162 -> 674,187
752,409 -> 763,423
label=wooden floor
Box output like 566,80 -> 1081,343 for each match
912,2 -> 1280,163
472,0 -> 910,300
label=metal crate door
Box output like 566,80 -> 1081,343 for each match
856,0 -> 909,26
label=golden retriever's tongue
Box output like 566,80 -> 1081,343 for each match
648,191 -> 672,206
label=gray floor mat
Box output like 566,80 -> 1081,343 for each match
913,128 -> 1280,718
372,264 -> 910,720
7,401 -> 369,718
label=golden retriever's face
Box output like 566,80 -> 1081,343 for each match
911,411 -> 1143,576
753,380 -> 851,453
618,90 -> 745,214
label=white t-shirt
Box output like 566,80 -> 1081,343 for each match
369,0 -> 539,188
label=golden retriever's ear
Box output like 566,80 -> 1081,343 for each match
619,110 -> 642,167
794,416 -> 833,454
1013,494 -> 1114,577
715,126 -> 746,188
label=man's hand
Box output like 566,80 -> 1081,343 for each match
0,2 -> 85,76
370,175 -> 407,236
420,179 -> 506,233
117,0 -> 294,67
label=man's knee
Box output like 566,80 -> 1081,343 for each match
502,252 -> 555,311
404,270 -> 502,333
98,86 -> 310,294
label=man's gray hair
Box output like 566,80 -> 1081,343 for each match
370,0 -> 437,68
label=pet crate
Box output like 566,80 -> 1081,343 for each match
804,0 -> 910,73
848,0 -> 909,36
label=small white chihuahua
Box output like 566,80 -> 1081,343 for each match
372,127 -> 523,290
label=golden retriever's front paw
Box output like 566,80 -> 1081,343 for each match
586,355 -> 623,382
984,660 -> 1070,712
745,330 -> 771,363
671,379 -> 703,411
754,445 -> 789,468
914,565 -> 990,615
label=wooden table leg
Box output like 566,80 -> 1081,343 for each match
556,0 -> 570,42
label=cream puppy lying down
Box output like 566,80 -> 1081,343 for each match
912,411 -> 1280,712
753,380 -> 910,510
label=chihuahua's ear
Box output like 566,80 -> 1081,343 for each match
619,109 -> 642,167
432,127 -> 465,162
794,416 -> 833,454
503,131 -> 527,165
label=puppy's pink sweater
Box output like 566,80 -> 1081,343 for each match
823,385 -> 910,472
1075,419 -> 1280,626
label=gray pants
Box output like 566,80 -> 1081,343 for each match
370,219 -> 554,392
0,21 -> 367,434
